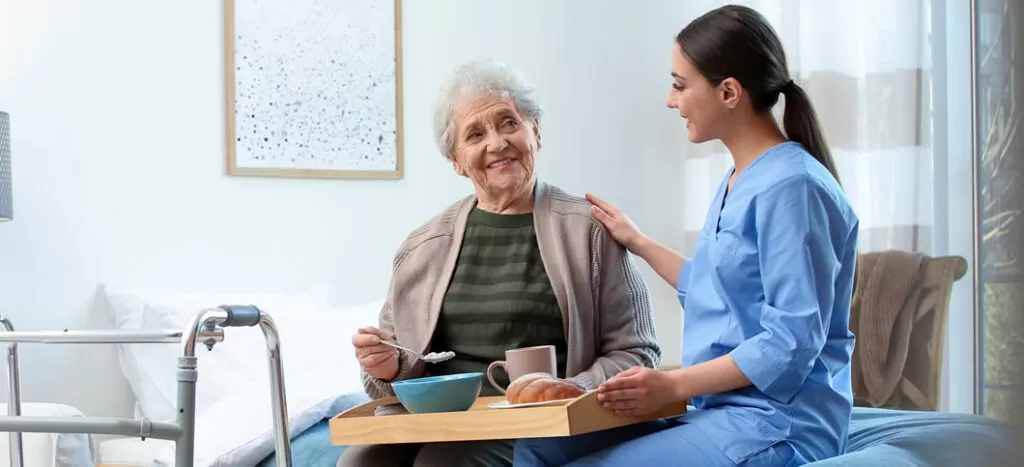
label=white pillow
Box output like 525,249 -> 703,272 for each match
100,283 -> 383,465
101,283 -> 331,423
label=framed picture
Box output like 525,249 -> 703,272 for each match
224,0 -> 404,179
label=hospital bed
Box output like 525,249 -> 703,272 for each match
252,402 -> 1018,466
0,305 -> 294,467
2,281 -> 1019,466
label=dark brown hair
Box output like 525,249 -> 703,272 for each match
676,5 -> 841,185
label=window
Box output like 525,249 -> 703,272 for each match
976,0 -> 1023,421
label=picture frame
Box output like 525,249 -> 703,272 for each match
223,0 -> 404,179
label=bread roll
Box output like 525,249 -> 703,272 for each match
507,373 -> 585,405
506,373 -> 550,404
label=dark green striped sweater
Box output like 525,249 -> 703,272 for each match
430,207 -> 569,396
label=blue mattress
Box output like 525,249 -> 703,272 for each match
255,392 -> 368,467
259,406 -> 1019,466
807,407 -> 1018,466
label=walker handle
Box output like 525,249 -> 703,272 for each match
217,305 -> 263,327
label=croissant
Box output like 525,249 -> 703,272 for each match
507,372 -> 585,405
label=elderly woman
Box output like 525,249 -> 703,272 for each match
338,59 -> 661,467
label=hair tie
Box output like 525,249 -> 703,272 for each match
780,79 -> 795,93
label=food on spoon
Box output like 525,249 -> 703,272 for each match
507,372 -> 585,404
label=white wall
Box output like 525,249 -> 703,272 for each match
0,0 -> 694,417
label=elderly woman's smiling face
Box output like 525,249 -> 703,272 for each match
450,93 -> 540,211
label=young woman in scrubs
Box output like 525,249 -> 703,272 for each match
513,5 -> 859,467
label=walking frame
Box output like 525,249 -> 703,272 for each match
0,305 -> 293,467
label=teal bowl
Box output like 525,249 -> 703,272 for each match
390,372 -> 483,414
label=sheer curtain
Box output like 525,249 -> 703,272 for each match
679,0 -> 934,256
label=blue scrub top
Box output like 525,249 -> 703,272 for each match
676,141 -> 859,463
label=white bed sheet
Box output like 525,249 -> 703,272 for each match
95,391 -> 364,466
97,437 -> 171,466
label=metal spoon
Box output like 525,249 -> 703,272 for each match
379,339 -> 455,364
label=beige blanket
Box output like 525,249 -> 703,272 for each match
850,250 -> 927,407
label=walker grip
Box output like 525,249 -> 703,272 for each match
217,305 -> 262,327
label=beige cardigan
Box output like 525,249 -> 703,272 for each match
361,180 -> 662,399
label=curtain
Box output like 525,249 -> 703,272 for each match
679,0 -> 934,256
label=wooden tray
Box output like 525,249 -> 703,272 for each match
329,390 -> 688,445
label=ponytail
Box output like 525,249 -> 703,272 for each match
780,83 -> 858,304
781,83 -> 842,187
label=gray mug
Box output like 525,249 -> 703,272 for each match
486,345 -> 557,395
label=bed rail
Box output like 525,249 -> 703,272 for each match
0,305 -> 292,467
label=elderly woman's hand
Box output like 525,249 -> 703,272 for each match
352,327 -> 400,381
586,193 -> 646,252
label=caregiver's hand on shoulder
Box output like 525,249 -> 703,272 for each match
586,193 -> 646,252
597,366 -> 678,417
352,327 -> 399,381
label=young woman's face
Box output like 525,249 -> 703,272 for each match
665,43 -> 729,144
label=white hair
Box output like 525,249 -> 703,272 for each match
433,59 -> 544,160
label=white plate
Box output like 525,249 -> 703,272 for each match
487,398 -> 576,409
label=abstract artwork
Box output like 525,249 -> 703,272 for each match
224,0 -> 403,179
